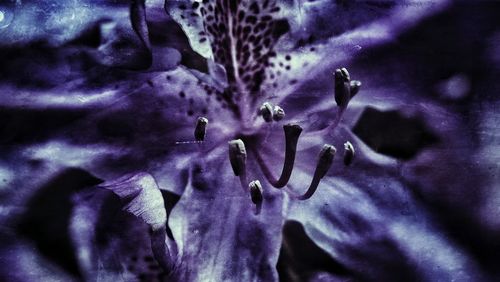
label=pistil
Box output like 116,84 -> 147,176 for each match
253,123 -> 302,188
290,144 -> 336,200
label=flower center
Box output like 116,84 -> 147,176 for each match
191,67 -> 362,213
187,0 -> 291,124
175,1 -> 364,211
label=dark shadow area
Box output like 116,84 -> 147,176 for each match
149,15 -> 208,73
0,106 -> 91,146
350,1 -> 500,144
277,220 -> 351,282
0,39 -> 133,90
405,177 -> 500,278
68,18 -> 112,49
353,107 -> 439,160
352,2 -> 499,99
0,40 -> 86,89
94,186 -> 181,245
347,1 -> 500,277
291,0 -> 396,47
161,189 -> 181,241
17,168 -> 103,278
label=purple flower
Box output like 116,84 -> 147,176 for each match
0,0 -> 498,281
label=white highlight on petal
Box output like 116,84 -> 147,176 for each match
25,140 -> 124,168
0,86 -> 120,109
0,165 -> 13,191
390,220 -> 480,281
435,74 -> 471,100
101,172 -> 167,231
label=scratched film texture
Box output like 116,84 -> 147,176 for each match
0,0 -> 499,281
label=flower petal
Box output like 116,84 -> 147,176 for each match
70,174 -> 180,281
165,0 -> 214,59
282,130 -> 486,281
1,59 -> 239,195
168,150 -> 288,281
266,0 -> 450,119
255,107 -> 492,279
277,220 -> 352,281
0,235 -> 77,281
100,172 -> 167,231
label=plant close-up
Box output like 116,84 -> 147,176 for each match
0,0 -> 499,281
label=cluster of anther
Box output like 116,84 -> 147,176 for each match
259,102 -> 284,122
193,68 -> 359,214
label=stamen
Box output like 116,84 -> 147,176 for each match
194,117 -> 208,141
273,105 -> 285,121
249,180 -> 263,215
253,123 -> 302,188
295,144 -> 336,200
343,141 -> 355,166
315,68 -> 361,136
228,139 -> 248,192
259,102 -> 274,122
334,68 -> 351,108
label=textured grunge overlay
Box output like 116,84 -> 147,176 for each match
0,1 -> 499,281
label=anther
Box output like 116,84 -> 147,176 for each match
249,180 -> 263,215
253,123 -> 302,188
334,68 -> 351,108
229,139 -> 249,192
340,68 -> 350,81
249,180 -> 263,204
194,117 -> 208,141
315,144 -> 336,179
273,105 -> 285,121
343,141 -> 355,166
296,144 -> 336,200
349,80 -> 362,98
259,102 -> 274,122
228,139 -> 247,176
314,68 -> 362,136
